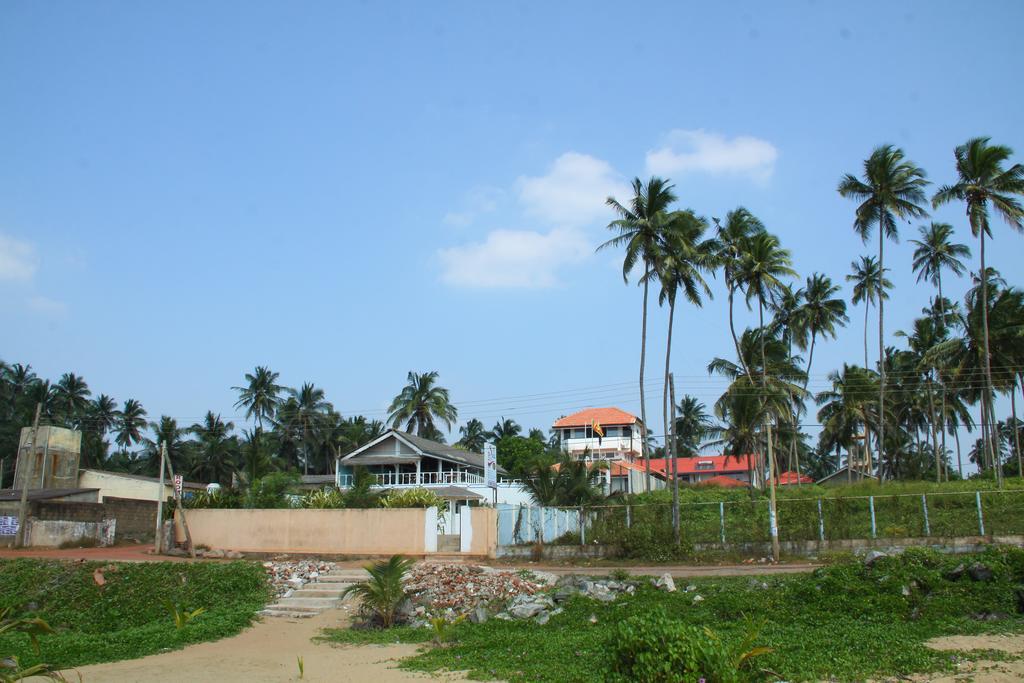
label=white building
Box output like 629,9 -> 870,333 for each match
553,407 -> 663,493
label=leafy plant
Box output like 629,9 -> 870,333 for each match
610,568 -> 631,582
378,488 -> 447,510
302,489 -> 345,509
429,614 -> 466,647
0,607 -> 66,682
296,654 -> 304,679
340,555 -> 416,628
164,601 -> 207,629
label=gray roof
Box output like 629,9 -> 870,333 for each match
0,488 -> 99,502
393,430 -> 507,474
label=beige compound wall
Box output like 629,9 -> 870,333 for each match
177,508 -> 430,555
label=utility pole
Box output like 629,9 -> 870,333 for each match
13,403 -> 42,549
153,441 -> 167,554
669,374 -> 680,546
164,451 -> 195,558
766,420 -> 780,563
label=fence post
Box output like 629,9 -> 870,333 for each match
537,507 -> 544,544
976,491 -> 985,536
579,506 -> 585,546
921,495 -> 930,537
719,502 -> 726,545
626,505 -> 631,529
869,496 -> 877,539
817,498 -> 825,542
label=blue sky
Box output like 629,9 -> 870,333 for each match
2,1 -> 1023,458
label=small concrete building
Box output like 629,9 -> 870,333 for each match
77,469 -> 206,503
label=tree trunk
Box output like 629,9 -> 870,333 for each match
927,376 -> 941,482
669,374 -> 680,546
640,263 -> 652,492
937,275 -> 948,477
955,428 -> 963,478
978,230 -> 1001,487
877,228 -> 886,484
728,287 -> 749,377
1012,376 -> 1022,478
663,296 -> 675,506
863,302 -> 869,369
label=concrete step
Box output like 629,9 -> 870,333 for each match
259,607 -> 317,619
294,589 -> 348,598
276,596 -> 342,609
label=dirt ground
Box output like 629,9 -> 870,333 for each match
899,633 -> 1024,682
64,609 -> 462,683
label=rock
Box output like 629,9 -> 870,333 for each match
588,614 -> 598,624
554,587 -> 579,603
469,605 -> 489,624
684,584 -> 697,593
901,585 -> 911,597
532,571 -> 559,586
945,564 -> 966,581
971,611 -> 1007,622
494,612 -> 513,621
204,549 -> 225,559
550,608 -> 563,617
396,599 -> 415,619
625,585 -> 635,594
587,585 -> 617,602
510,602 -> 546,619
535,611 -> 550,625
555,574 -> 581,588
286,577 -> 305,590
864,551 -> 887,567
692,595 -> 704,604
165,547 -> 187,557
653,573 -> 676,592
225,550 -> 243,560
968,563 -> 994,582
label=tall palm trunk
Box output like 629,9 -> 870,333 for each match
978,229 -> 1002,487
663,296 -> 676,524
758,297 -> 780,548
937,275 -> 948,472
728,286 -> 750,377
927,376 -> 941,482
1011,377 -> 1022,478
640,263 -> 652,492
955,428 -> 963,478
877,229 -> 886,483
863,302 -> 869,369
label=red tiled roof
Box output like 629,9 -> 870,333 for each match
550,460 -> 644,476
645,454 -> 754,478
696,475 -> 747,488
777,471 -> 814,486
553,407 -> 639,428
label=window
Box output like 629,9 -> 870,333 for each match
573,428 -> 585,439
563,429 -> 571,441
604,426 -> 619,437
696,461 -> 714,471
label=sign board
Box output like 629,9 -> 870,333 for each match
0,516 -> 19,536
173,475 -> 183,497
484,443 -> 498,489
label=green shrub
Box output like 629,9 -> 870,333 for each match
341,555 -> 416,628
182,488 -> 242,509
378,488 -> 447,511
609,608 -> 770,682
302,488 -> 345,509
244,472 -> 301,508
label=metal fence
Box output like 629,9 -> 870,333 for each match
497,490 -> 1024,549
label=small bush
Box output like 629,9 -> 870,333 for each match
378,488 -> 447,511
302,489 -> 345,509
609,608 -> 769,683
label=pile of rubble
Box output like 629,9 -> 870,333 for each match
404,563 -> 548,615
262,560 -> 336,598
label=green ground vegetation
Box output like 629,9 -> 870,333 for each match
579,478 -> 1024,561
320,548 -> 1024,682
0,559 -> 271,670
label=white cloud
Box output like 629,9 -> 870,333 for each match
516,152 -> 629,226
26,295 -> 67,316
443,187 -> 504,227
438,227 -> 590,288
645,129 -> 778,182
0,234 -> 38,281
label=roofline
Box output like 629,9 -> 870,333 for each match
339,429 -> 489,471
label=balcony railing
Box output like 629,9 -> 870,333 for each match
336,470 -> 487,488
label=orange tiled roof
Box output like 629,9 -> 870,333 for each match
553,407 -> 640,428
777,471 -> 814,485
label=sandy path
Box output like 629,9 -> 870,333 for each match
64,610 -> 463,683
887,633 -> 1024,682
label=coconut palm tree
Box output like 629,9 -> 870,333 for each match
286,383 -> 331,475
897,317 -> 947,481
455,418 -> 487,452
52,372 -> 91,426
652,209 -> 717,507
232,366 -> 283,432
715,208 -> 767,374
846,256 -> 893,369
816,364 -> 880,478
487,417 -> 522,441
142,416 -> 188,476
599,177 -> 679,491
673,396 -> 719,457
933,137 -> 1024,485
189,412 -> 239,485
839,145 -> 930,480
387,371 -> 458,440
114,398 -> 148,453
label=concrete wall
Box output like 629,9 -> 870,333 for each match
468,507 -> 497,557
15,426 -> 82,490
24,518 -> 116,547
177,508 -> 431,555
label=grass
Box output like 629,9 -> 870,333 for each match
319,547 -> 1024,682
0,559 -> 272,670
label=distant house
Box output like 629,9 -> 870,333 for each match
78,469 -> 206,503
336,429 -> 531,507
696,475 -> 747,488
552,407 -> 663,493
646,455 -> 754,484
817,466 -> 879,487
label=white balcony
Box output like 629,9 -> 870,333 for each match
337,470 -> 486,488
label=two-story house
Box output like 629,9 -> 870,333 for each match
553,407 -> 663,493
